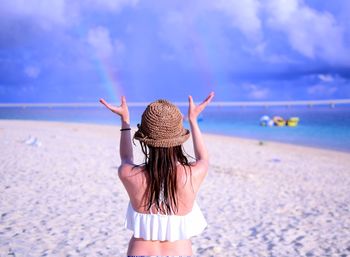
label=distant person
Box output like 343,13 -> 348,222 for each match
100,92 -> 214,256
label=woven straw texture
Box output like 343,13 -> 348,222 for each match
134,99 -> 190,147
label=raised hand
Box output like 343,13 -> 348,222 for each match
99,96 -> 130,123
188,92 -> 214,122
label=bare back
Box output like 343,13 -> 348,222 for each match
119,162 -> 207,256
120,162 -> 206,214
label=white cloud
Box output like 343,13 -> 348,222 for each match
161,11 -> 189,50
1,0 -> 67,26
159,0 -> 263,59
158,11 -> 197,67
24,66 -> 41,78
87,27 -> 126,60
0,0 -> 139,28
245,41 -> 299,64
243,83 -> 269,99
213,0 -> 262,41
307,84 -> 338,96
266,0 -> 349,64
84,0 -> 138,11
156,0 -> 349,67
318,74 -> 334,83
87,26 -> 114,59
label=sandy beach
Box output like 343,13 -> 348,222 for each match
1,119 -> 350,257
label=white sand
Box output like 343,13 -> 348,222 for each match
1,120 -> 350,257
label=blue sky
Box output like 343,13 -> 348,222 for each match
0,0 -> 350,103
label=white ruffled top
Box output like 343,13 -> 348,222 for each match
124,201 -> 207,242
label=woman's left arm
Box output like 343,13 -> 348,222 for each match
100,96 -> 134,165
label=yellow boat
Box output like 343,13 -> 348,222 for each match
287,117 -> 300,127
273,116 -> 286,126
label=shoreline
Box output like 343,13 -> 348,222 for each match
1,118 -> 350,155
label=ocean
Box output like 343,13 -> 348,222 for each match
1,105 -> 350,152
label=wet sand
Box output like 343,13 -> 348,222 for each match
1,120 -> 350,256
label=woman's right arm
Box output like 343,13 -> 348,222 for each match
188,92 -> 215,168
100,96 -> 133,165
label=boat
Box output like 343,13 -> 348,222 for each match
260,115 -> 300,127
273,116 -> 286,126
260,115 -> 270,126
287,117 -> 299,127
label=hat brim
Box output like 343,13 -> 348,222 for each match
134,129 -> 190,148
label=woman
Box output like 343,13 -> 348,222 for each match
100,92 -> 214,256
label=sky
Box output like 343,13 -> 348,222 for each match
0,0 -> 350,103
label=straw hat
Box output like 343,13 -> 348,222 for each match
134,99 -> 190,147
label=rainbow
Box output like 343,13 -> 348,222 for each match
185,15 -> 215,92
79,17 -> 216,103
94,57 -> 123,103
76,24 -> 124,104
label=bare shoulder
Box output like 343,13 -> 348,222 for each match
185,160 -> 209,187
118,163 -> 144,181
190,160 -> 209,177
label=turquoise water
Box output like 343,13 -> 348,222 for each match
1,106 -> 350,152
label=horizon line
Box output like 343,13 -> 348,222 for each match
0,99 -> 350,107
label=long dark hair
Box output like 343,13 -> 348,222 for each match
139,141 -> 192,215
